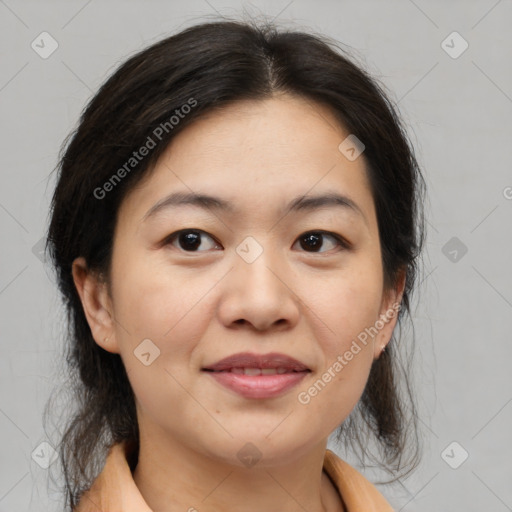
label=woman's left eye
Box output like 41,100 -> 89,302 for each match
163,229 -> 349,253
293,231 -> 349,253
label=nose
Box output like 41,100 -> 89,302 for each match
217,245 -> 300,332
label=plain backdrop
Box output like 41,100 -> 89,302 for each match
0,1 -> 511,510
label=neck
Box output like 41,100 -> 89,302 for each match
132,429 -> 342,512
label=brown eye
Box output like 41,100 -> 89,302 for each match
295,231 -> 349,253
165,229 -> 220,252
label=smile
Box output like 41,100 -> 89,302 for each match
202,368 -> 310,399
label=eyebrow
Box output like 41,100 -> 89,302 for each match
142,191 -> 368,225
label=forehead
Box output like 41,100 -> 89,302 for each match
165,94 -> 349,172
118,94 -> 376,228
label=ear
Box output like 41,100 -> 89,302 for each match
373,268 -> 406,360
71,256 -> 120,354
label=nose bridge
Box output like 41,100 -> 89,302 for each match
234,234 -> 286,298
218,234 -> 299,330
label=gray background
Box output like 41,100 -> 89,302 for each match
1,0 -> 511,510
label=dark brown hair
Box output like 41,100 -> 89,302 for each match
44,17 -> 426,510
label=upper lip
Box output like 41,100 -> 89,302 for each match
202,352 -> 310,372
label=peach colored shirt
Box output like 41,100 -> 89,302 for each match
74,440 -> 394,511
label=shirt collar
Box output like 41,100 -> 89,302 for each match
74,440 -> 394,511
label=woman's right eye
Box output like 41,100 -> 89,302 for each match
164,229 -> 221,252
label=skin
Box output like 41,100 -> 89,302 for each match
72,93 -> 405,512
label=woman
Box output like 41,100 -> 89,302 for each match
45,18 -> 425,512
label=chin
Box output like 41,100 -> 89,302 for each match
205,430 -> 316,469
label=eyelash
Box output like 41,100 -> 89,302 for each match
162,229 -> 351,254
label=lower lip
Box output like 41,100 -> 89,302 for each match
203,370 -> 309,399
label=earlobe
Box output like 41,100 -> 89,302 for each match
71,256 -> 120,354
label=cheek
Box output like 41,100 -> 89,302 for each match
300,265 -> 382,408
111,264 -> 212,421
297,311 -> 377,436
111,253 -> 210,341
110,255 -> 223,400
308,264 -> 384,347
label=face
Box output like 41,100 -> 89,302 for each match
74,93 -> 403,467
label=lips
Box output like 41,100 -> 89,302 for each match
202,352 -> 311,399
201,352 -> 310,373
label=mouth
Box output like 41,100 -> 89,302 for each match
202,367 -> 308,375
201,351 -> 310,372
201,352 -> 311,399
